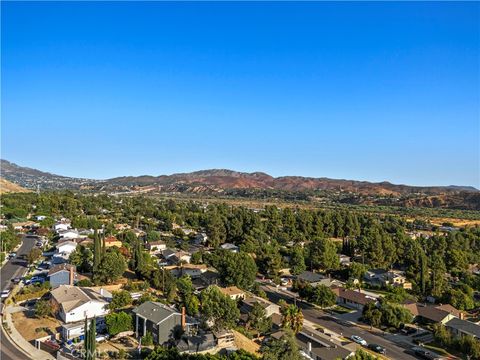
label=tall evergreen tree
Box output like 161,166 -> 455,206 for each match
93,228 -> 101,272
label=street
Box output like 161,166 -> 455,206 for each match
1,235 -> 37,360
262,285 -> 419,360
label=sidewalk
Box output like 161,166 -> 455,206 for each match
3,306 -> 54,360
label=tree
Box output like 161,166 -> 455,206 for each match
141,331 -> 154,346
349,262 -> 367,281
206,212 -> 226,248
84,317 -> 96,360
262,330 -> 302,360
27,248 -> 42,265
442,287 -> 475,311
247,302 -> 272,336
217,251 -> 257,290
109,290 -> 132,310
106,312 -> 133,336
69,245 -> 93,273
308,237 -> 339,271
200,286 -> 240,330
94,250 -> 127,284
34,299 -> 53,318
309,285 -> 336,308
93,228 -> 102,272
290,247 -> 306,276
280,304 -> 303,334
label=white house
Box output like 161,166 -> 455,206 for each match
220,243 -> 239,253
54,223 -> 71,232
56,241 -> 78,256
51,285 -> 111,323
57,229 -> 81,240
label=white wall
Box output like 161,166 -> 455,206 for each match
62,301 -> 109,323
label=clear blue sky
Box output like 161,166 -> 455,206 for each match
2,1 -> 479,187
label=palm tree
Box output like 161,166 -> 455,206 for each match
281,304 -> 304,334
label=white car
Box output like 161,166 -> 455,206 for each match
1,290 -> 11,299
350,335 -> 367,346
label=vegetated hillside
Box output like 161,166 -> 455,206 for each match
1,159 -> 478,210
0,159 -> 102,190
0,178 -> 30,193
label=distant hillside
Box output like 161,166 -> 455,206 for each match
1,159 -> 478,210
0,178 -> 30,193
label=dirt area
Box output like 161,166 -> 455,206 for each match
232,329 -> 261,356
428,217 -> 480,227
12,310 -> 61,342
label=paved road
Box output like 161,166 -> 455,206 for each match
1,236 -> 36,291
1,236 -> 37,360
262,285 -> 419,360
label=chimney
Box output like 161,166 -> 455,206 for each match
181,306 -> 186,330
69,266 -> 75,285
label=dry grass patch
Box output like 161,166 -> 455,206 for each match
12,310 -> 61,342
231,329 -> 261,356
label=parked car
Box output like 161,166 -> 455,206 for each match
350,335 -> 367,346
368,344 -> 386,354
25,276 -> 45,285
412,347 -> 442,360
11,277 -> 21,284
401,326 -> 417,335
36,241 -> 43,247
1,290 -> 11,299
8,253 -> 16,259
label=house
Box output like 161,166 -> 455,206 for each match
217,286 -> 245,300
48,264 -> 77,288
331,286 -> 377,310
220,243 -> 239,253
191,270 -> 220,291
179,264 -> 208,279
57,229 -> 81,240
193,233 -> 208,245
146,241 -> 167,254
177,332 -> 216,354
104,236 -> 122,248
60,317 -> 106,340
445,318 -> 480,340
54,223 -> 71,232
385,270 -> 412,290
364,269 -> 412,289
296,271 -> 336,287
133,301 -> 185,345
241,296 -> 280,317
403,302 -> 459,324
162,249 -> 192,264
213,329 -> 235,347
56,240 -> 78,256
50,285 -> 111,323
296,330 -> 355,360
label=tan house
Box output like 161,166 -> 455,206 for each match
104,236 -> 122,248
403,302 -> 459,324
217,286 -> 245,300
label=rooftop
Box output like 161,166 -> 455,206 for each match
133,301 -> 180,325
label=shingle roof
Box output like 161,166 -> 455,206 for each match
297,271 -> 327,283
132,301 -> 180,325
331,286 -> 375,306
48,263 -> 76,277
445,318 -> 480,338
51,285 -> 108,313
403,303 -> 454,323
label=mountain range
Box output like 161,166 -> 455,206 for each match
1,159 -> 479,210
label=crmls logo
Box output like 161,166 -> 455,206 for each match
70,349 -> 143,359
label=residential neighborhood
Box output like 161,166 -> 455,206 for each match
1,193 -> 479,360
